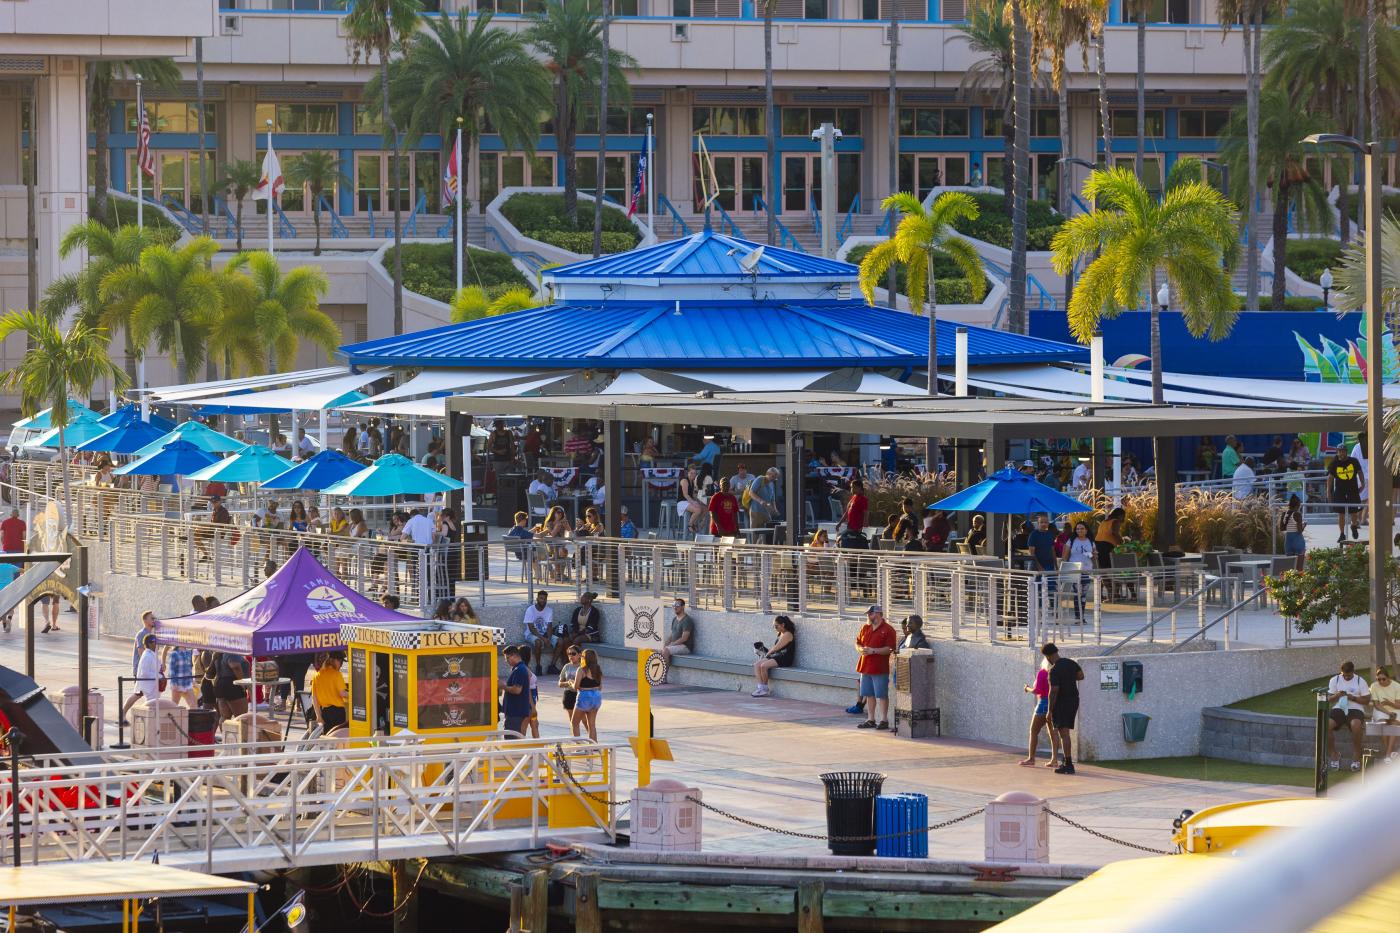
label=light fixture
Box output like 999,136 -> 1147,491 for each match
1319,268 -> 1333,309
1156,282 -> 1169,311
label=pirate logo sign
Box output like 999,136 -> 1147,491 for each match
623,596 -> 667,650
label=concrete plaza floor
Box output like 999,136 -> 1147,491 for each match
0,615 -> 1313,870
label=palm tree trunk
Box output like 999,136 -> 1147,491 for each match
560,80 -> 577,229
59,426 -> 73,533
1007,0 -> 1031,335
91,71 -> 110,226
1135,4 -> 1145,178
886,2 -> 899,297
1149,271 -> 1163,405
764,0 -> 776,246
1336,82 -> 1350,243
1272,184 -> 1289,311
1001,99 -> 1015,214
1059,88 -> 1072,307
122,329 -> 138,388
1243,16 -> 1260,313
1367,0 -> 1379,145
593,0 -> 612,258
196,37 -> 209,236
313,199 -> 323,257
384,50 -> 403,335
1096,28 -> 1111,169
926,249 -> 939,398
235,197 -> 245,252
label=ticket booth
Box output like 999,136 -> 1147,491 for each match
339,621 -> 505,740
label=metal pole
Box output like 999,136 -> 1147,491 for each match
6,726 -> 22,866
636,649 -> 652,786
135,75 -> 143,231
817,123 -> 837,258
646,113 -> 655,242
266,120 -> 275,257
1364,143 -> 1388,675
455,118 -> 464,293
954,327 -> 969,397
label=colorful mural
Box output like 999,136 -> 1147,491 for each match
1293,311 -> 1399,384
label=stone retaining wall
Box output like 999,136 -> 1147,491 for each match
1200,707 -> 1315,768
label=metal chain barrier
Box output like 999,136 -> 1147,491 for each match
684,795 -> 986,844
1044,807 -> 1174,855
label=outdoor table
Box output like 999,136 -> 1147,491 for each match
235,675 -> 293,709
1225,558 -> 1274,601
740,526 -> 775,544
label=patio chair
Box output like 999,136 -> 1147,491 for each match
526,492 -> 549,524
1056,561 -> 1088,622
1108,552 -> 1140,601
503,533 -> 532,584
828,497 -> 844,522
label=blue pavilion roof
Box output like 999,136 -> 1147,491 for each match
340,300 -> 1087,370
543,229 -> 858,282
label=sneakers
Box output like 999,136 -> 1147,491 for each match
751,685 -> 771,697
845,703 -> 865,715
875,721 -> 890,731
1352,523 -> 1360,540
1338,534 -> 1347,546
857,720 -> 878,729
1329,759 -> 1340,770
1054,762 -> 1076,775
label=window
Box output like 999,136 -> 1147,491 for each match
861,0 -> 926,20
1108,109 -> 1165,138
897,107 -> 970,137
984,110 -> 1005,137
673,0 -> 743,14
268,0 -> 350,9
578,154 -> 630,205
580,105 -> 652,135
354,103 -> 383,135
254,102 -> 338,134
780,107 -> 861,136
122,101 -> 218,134
1177,108 -> 1229,138
478,0 -> 547,12
1032,108 -> 1059,137
1142,0 -> 1191,24
692,106 -> 764,136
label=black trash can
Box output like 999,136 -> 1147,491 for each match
820,771 -> 886,856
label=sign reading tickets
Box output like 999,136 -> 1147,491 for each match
623,595 -> 667,651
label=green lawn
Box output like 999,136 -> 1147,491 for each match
1227,669 -> 1375,718
1092,755 -> 1317,787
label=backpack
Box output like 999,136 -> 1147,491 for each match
838,530 -> 869,550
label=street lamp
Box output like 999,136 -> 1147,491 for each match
1303,132 -> 1388,674
1157,281 -> 1170,313
1320,267 -> 1333,309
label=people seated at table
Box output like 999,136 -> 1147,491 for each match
401,506 -> 433,545
549,590 -> 603,672
341,426 -> 358,456
966,514 -> 987,551
708,477 -> 741,537
328,507 -> 349,535
1261,436 -> 1287,472
1288,437 -> 1312,469
897,520 -> 924,552
528,470 -> 558,502
805,528 -> 831,574
348,508 -> 370,540
618,505 -> 637,539
639,436 -> 660,465
576,506 -> 606,538
289,500 -> 309,532
585,469 -> 605,508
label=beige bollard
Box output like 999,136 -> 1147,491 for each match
984,790 -> 1049,863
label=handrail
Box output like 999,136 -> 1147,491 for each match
1070,192 -> 1091,214
1102,576 -> 1208,655
709,200 -> 741,237
1169,585 -> 1269,652
809,191 -> 822,240
486,224 -> 548,275
404,189 -> 427,235
366,191 -> 378,238
752,194 -> 805,252
436,211 -> 455,239
317,194 -> 349,239
158,194 -> 202,233
212,195 -> 240,239
982,258 -> 1057,311
271,200 -> 297,238
876,206 -> 896,237
836,192 -> 861,244
656,193 -> 692,237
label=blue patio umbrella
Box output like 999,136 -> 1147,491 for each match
12,400 -> 99,432
30,413 -> 110,448
187,444 -> 297,484
319,453 -> 465,498
98,404 -> 176,431
928,468 -> 1089,517
260,448 -> 366,491
132,421 -> 245,458
114,439 -> 224,478
76,418 -> 171,455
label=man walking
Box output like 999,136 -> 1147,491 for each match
856,606 -> 897,730
1328,445 -> 1364,544
1043,642 -> 1083,774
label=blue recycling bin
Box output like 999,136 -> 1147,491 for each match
874,792 -> 928,858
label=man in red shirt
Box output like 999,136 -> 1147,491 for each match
1,508 -> 25,553
855,605 -> 897,730
707,477 -> 740,536
842,478 -> 869,534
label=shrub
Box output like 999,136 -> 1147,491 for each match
948,193 -> 1064,251
501,192 -> 638,237
1230,293 -> 1324,312
1065,488 -> 1277,554
863,472 -> 959,528
526,230 -> 637,254
381,242 -> 530,303
1283,238 -> 1342,285
1268,545 -> 1400,640
845,244 -> 992,306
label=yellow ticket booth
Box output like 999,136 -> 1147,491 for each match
338,620 -> 505,739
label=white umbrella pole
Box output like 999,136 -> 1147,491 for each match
462,435 -> 474,523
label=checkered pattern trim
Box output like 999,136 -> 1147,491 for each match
339,623 -> 507,651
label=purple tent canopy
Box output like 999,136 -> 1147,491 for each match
152,546 -> 417,656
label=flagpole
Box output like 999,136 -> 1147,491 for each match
455,117 -> 464,294
646,112 -> 654,244
266,119 -> 275,257
135,74 -> 144,231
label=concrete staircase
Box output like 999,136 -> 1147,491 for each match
1232,199 -> 1277,297
659,207 -> 885,255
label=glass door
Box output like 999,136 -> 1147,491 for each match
701,154 -> 766,212
784,153 -> 860,214
356,154 -> 382,213
898,154 -> 969,200
480,152 -> 556,208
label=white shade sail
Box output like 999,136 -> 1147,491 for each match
146,367 -> 346,402
359,368 -> 556,404
176,369 -> 390,412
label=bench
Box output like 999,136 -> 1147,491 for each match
1365,721 -> 1400,738
590,643 -> 857,690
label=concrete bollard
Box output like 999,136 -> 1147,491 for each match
631,778 -> 703,852
984,790 -> 1049,863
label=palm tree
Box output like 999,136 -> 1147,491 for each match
1050,167 -> 1239,404
886,0 -> 900,294
764,0 -> 777,245
1091,0 -> 1111,167
219,251 -> 337,373
958,1 -> 1015,210
0,310 -> 126,524
216,160 -> 262,252
100,236 -> 222,382
525,1 -> 636,230
39,221 -> 163,385
86,58 -> 180,226
857,192 -> 987,398
346,0 -> 423,337
1124,0 -> 1148,177
208,267 -> 266,380
450,284 -> 542,323
379,11 -> 551,286
1218,91 -> 1331,311
1007,0 -> 1032,335
284,152 -> 350,256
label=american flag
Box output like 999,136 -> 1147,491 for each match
442,132 -> 461,206
136,108 -> 155,179
627,134 -> 649,218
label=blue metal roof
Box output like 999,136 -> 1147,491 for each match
340,300 -> 1087,370
544,229 -> 857,281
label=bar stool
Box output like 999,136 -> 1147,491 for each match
659,499 -> 678,539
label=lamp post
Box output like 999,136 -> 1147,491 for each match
5,726 -> 23,867
1320,267 -> 1333,310
1304,133 -> 1389,674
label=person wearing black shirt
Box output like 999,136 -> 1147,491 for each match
549,592 -> 603,673
1043,642 -> 1084,775
1262,436 -> 1287,472
1328,447 -> 1365,544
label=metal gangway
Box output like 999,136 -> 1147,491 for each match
0,732 -> 618,873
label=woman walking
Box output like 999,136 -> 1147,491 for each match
559,644 -> 582,730
1020,656 -> 1061,768
571,648 -> 603,740
1281,493 -> 1307,571
752,616 -> 797,697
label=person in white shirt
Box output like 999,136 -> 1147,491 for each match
1231,458 -> 1257,500
527,471 -> 558,503
1071,458 -> 1090,491
402,508 -> 435,545
121,632 -> 163,720
522,591 -> 553,675
296,428 -> 315,459
585,472 -> 605,508
1326,660 -> 1370,771
1351,432 -> 1370,506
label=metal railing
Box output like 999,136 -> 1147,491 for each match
751,195 -> 805,252
271,200 -> 297,238
656,194 -> 692,238
0,732 -> 616,871
836,192 -> 861,244
317,194 -> 350,239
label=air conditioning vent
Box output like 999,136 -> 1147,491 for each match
220,15 -> 242,36
672,22 -> 690,41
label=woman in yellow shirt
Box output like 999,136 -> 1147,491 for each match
1370,666 -> 1400,761
311,653 -> 348,731
327,507 -> 349,535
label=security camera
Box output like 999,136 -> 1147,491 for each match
810,127 -> 844,141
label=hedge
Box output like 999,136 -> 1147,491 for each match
1283,238 -> 1341,285
89,196 -> 181,236
845,244 -> 992,305
949,193 -> 1065,251
526,230 -> 636,254
1231,293 -> 1323,312
501,192 -> 638,241
382,242 -> 531,304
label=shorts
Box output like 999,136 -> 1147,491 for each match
1329,708 -> 1365,728
213,677 -> 244,701
562,688 -> 577,711
529,688 -> 539,718
321,706 -> 347,731
1034,696 -> 1049,717
575,688 -> 602,712
1284,532 -> 1306,557
1051,698 -> 1079,730
859,672 -> 889,700
1334,497 -> 1361,515
664,643 -> 691,657
504,715 -> 528,734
